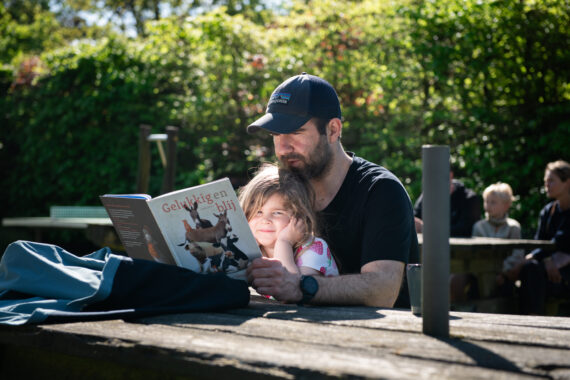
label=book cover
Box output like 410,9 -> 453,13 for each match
101,178 -> 261,280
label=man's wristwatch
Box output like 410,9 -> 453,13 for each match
298,275 -> 319,305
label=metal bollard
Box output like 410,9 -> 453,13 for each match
421,145 -> 450,337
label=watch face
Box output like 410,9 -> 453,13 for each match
301,275 -> 318,296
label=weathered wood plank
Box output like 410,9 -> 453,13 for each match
0,317 -> 549,380
2,304 -> 569,379
138,311 -> 570,375
233,300 -> 570,348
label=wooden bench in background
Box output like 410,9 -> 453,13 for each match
417,235 -> 563,315
3,123 -> 180,253
1,206 -> 121,251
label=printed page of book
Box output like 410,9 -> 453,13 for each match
147,178 -> 261,279
100,195 -> 177,266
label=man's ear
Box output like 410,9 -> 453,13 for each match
327,118 -> 342,143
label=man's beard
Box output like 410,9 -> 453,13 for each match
278,136 -> 332,180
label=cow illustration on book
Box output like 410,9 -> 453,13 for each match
183,202 -> 213,229
221,233 -> 250,271
187,235 -> 249,274
181,210 -> 231,245
202,251 -> 241,273
184,240 -> 225,271
179,210 -> 233,271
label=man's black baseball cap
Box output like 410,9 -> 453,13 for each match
247,73 -> 341,134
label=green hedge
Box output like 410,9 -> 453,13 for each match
1,0 -> 569,246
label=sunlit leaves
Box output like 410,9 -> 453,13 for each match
1,0 -> 568,237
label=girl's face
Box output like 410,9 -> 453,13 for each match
544,170 -> 570,200
484,193 -> 510,219
248,193 -> 291,255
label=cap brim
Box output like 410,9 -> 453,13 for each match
247,113 -> 311,134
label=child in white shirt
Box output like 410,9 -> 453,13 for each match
472,182 -> 523,289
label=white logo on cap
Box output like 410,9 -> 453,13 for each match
270,92 -> 291,104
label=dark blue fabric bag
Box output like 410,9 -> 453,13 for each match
0,241 -> 250,325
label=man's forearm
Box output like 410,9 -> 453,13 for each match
310,263 -> 404,307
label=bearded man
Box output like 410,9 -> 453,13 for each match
246,73 -> 419,307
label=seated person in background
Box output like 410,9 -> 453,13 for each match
471,182 -> 523,294
519,160 -> 570,315
472,182 -> 521,238
414,167 -> 482,304
414,168 -> 481,237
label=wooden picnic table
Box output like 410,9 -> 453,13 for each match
417,235 -> 558,314
1,216 -> 120,250
1,293 -> 569,379
417,234 -> 554,288
417,234 -> 555,252
2,216 -> 113,229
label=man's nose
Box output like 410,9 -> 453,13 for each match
274,134 -> 293,155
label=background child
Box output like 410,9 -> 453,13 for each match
472,182 -> 521,239
239,164 -> 339,277
472,182 -> 523,292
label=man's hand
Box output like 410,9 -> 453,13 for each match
247,257 -> 302,303
247,257 -> 405,307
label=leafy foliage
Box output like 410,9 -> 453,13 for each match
1,0 -> 569,246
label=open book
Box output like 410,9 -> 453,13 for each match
100,178 -> 261,280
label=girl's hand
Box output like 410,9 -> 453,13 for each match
274,218 -> 305,275
277,217 -> 305,247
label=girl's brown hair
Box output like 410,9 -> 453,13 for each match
238,163 -> 318,250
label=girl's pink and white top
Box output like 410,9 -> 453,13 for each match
295,238 -> 339,277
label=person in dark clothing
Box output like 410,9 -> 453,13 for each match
245,73 -> 419,307
519,160 -> 570,315
414,170 -> 482,303
414,170 -> 481,237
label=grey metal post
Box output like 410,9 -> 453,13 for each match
422,145 -> 450,337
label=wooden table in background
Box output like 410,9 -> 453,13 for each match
1,294 -> 569,379
417,235 -> 557,313
2,217 -> 121,250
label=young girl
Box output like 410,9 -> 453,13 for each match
239,164 -> 339,277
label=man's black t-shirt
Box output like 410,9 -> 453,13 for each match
318,154 -> 419,275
